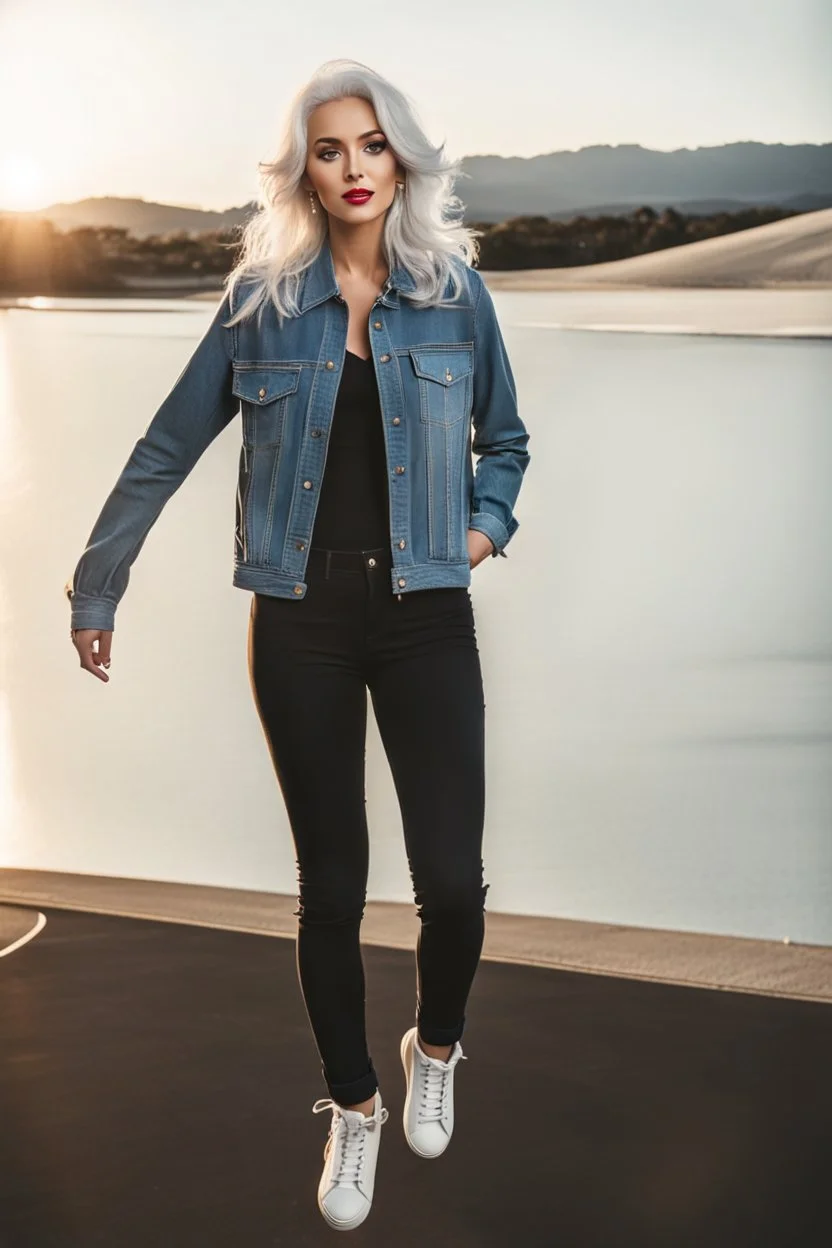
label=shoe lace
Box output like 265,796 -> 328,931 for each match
312,1098 -> 390,1184
418,1052 -> 468,1123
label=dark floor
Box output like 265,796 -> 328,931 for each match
0,908 -> 829,1248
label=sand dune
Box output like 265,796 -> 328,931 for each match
482,207 -> 832,291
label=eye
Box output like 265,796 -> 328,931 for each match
317,139 -> 388,161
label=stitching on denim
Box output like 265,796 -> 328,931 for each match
240,446 -> 254,563
233,360 -> 317,370
423,403 -> 435,558
397,341 -> 475,356
261,444 -> 283,565
442,388 -> 452,558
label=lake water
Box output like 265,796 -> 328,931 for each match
1,292 -> 830,945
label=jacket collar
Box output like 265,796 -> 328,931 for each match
297,235 -> 416,313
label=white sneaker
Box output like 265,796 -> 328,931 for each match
312,1089 -> 389,1231
400,1025 -> 468,1158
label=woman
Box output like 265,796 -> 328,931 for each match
66,58 -> 530,1232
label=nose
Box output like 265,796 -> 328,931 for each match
345,148 -> 364,181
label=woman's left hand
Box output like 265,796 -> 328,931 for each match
467,529 -> 496,568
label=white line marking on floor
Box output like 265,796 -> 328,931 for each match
0,911 -> 47,957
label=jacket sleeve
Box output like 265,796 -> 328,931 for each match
467,268 -> 531,557
64,290 -> 238,633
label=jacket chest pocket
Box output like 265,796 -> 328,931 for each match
232,365 -> 300,447
409,349 -> 473,426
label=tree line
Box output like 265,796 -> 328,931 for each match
0,204 -> 800,296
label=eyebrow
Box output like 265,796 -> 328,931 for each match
313,130 -> 385,146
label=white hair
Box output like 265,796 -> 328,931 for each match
222,58 -> 481,326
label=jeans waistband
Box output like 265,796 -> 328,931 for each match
307,545 -> 392,575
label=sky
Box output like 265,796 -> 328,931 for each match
0,0 -> 830,213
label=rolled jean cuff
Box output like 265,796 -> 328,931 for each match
325,1057 -> 379,1107
416,1014 -> 466,1047
467,511 -> 511,557
67,589 -> 118,633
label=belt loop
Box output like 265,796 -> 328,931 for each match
325,549 -> 332,580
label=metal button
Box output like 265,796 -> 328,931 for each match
398,578 -> 407,588
293,585 -> 303,595
392,417 -> 401,426
394,465 -> 405,474
303,480 -> 312,489
373,321 -> 382,329
367,558 -> 376,567
258,386 -> 267,398
445,371 -> 453,381
398,539 -> 406,549
311,429 -> 321,437
295,541 -> 305,550
325,361 -> 335,370
380,353 -> 391,363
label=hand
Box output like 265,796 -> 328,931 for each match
467,529 -> 495,569
70,629 -> 113,682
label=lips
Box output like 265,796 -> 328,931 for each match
342,190 -> 374,203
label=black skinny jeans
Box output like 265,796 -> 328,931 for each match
247,543 -> 490,1107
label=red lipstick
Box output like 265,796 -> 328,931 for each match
342,189 -> 374,204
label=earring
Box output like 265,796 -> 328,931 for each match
308,190 -> 317,214
396,181 -> 405,191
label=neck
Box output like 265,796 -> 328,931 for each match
327,219 -> 388,285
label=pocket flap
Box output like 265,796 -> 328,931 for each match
232,367 -> 300,405
409,349 -> 473,386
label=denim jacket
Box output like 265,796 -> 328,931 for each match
65,239 -> 531,632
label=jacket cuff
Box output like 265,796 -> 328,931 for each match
66,587 -> 117,633
468,511 -> 512,558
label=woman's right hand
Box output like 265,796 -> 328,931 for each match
71,629 -> 113,682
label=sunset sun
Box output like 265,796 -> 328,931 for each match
0,155 -> 48,211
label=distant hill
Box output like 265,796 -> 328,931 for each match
481,206 -> 832,288
457,141 -> 832,221
2,141 -> 830,234
5,196 -> 253,238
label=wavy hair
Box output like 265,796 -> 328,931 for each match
222,58 -> 481,327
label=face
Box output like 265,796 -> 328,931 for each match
302,95 -> 403,226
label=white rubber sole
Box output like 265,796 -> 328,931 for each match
317,1190 -> 373,1233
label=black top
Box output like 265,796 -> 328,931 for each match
310,350 -> 391,550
